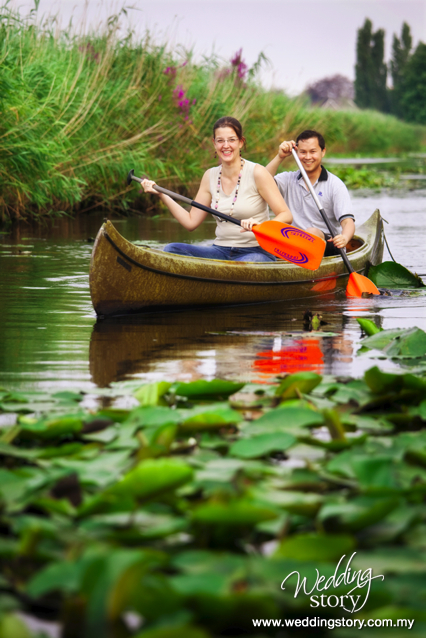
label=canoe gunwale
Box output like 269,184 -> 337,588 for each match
103,230 -> 364,287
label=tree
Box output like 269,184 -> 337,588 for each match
306,74 -> 354,104
390,22 -> 412,116
399,42 -> 426,124
355,18 -> 388,111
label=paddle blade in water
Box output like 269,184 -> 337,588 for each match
346,273 -> 380,297
252,222 -> 326,270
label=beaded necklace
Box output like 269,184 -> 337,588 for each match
214,158 -> 244,221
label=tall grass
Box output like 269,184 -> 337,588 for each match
1,4 -> 425,221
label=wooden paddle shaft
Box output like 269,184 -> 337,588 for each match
291,148 -> 354,274
128,173 -> 242,226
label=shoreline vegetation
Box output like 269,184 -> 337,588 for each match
1,5 -> 426,222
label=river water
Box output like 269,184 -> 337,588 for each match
1,191 -> 425,393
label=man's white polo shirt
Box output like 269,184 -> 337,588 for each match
274,166 -> 354,236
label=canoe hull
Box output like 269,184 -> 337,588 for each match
89,211 -> 383,316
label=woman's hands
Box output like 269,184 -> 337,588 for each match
240,218 -> 257,232
141,179 -> 159,195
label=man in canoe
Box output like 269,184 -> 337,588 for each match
141,116 -> 293,261
266,130 -> 355,257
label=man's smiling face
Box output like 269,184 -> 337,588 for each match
297,137 -> 326,176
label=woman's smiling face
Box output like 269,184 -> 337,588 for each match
213,126 -> 244,162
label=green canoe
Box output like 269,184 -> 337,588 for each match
90,210 -> 384,316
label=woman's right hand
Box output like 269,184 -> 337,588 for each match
278,140 -> 296,159
141,178 -> 159,195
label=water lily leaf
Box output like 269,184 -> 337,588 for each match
329,380 -> 372,407
274,532 -> 356,562
368,261 -> 425,289
109,456 -> 193,498
361,328 -> 407,351
192,498 -> 278,526
125,406 -> 182,428
356,317 -> 382,335
194,458 -> 244,484
137,423 -> 178,459
18,414 -> 84,440
52,391 -> 84,403
171,550 -> 246,575
327,450 -> 398,491
245,406 -> 324,435
364,367 -> 401,394
173,379 -> 245,398
319,495 -> 399,532
27,560 -> 81,598
134,382 -> 172,406
275,372 -> 322,400
79,458 -> 193,516
180,405 -> 241,431
96,409 -> 131,423
384,328 -> 426,359
229,432 -> 296,459
170,572 -> 228,596
253,489 -> 324,516
364,366 -> 426,397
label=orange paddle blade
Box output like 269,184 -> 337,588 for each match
252,222 -> 326,270
346,272 -> 380,297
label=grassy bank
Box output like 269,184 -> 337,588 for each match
1,5 -> 426,221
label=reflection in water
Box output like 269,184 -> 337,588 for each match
89,299 -> 356,387
253,337 -> 324,380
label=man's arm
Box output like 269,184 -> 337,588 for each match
265,140 -> 296,176
329,175 -> 355,249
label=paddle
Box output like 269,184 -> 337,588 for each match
127,169 -> 326,270
290,149 -> 380,296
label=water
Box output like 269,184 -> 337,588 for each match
1,191 -> 425,392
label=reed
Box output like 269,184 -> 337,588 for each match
1,3 -> 425,221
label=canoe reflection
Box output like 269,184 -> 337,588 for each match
89,298 -> 357,387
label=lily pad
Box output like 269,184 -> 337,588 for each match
275,372 -> 322,400
229,432 -> 296,459
368,261 -> 425,289
173,379 -> 245,398
192,498 -> 278,526
274,532 -> 356,562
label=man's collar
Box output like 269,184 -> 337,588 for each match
297,166 -> 328,182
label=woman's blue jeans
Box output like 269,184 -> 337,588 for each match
163,243 -> 276,262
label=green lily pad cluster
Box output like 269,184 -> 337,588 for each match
1,371 -> 426,637
357,320 -> 426,366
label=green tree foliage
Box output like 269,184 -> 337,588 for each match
398,42 -> 426,124
390,22 -> 413,117
355,19 -> 388,111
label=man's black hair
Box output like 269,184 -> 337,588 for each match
296,129 -> 325,150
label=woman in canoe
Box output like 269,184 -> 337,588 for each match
141,116 -> 293,262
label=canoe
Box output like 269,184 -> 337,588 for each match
89,210 -> 384,316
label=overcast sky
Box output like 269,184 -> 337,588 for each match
10,0 -> 426,94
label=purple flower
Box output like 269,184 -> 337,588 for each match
230,49 -> 248,81
231,48 -> 243,67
